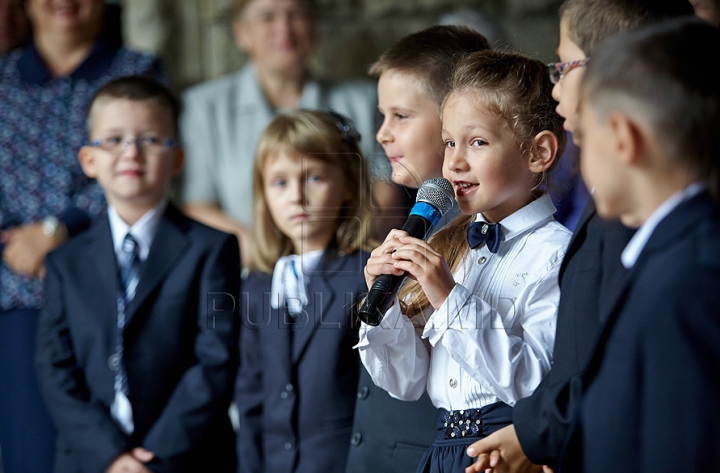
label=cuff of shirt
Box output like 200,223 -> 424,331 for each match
59,207 -> 92,237
423,283 -> 473,346
355,297 -> 404,349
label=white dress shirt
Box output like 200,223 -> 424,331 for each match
108,200 -> 167,264
106,199 -> 167,433
356,194 -> 571,410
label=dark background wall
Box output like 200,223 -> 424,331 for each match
121,0 -> 563,91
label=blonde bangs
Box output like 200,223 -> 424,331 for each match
248,110 -> 374,272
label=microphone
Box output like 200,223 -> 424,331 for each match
358,177 -> 455,326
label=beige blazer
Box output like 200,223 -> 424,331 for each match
180,64 -> 380,227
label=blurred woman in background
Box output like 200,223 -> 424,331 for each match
180,0 -> 380,265
0,1 -> 163,471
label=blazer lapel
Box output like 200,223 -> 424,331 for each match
559,200 -> 596,281
290,252 -> 348,362
299,78 -> 323,109
236,64 -> 274,152
89,217 -> 122,345
584,268 -> 633,382
242,274 -> 294,380
124,205 -> 190,327
273,303 -> 295,381
583,191 -> 716,385
276,305 -> 296,379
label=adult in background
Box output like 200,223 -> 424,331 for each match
0,1 -> 163,472
180,0 -> 380,264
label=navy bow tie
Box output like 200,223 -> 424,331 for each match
467,221 -> 503,253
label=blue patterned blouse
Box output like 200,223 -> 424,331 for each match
0,40 -> 164,311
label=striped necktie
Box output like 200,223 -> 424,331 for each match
119,234 -> 141,305
111,233 -> 141,434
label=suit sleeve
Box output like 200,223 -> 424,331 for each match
512,217 -> 634,467
141,233 -> 240,472
356,300 -> 431,402
35,253 -> 129,472
512,369 -> 584,467
235,285 -> 265,473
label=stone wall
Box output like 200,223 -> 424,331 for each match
121,0 -> 563,93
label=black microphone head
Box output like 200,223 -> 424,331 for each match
416,177 -> 455,216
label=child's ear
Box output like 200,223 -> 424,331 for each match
172,148 -> 185,177
78,146 -> 98,179
608,111 -> 643,167
528,131 -> 559,173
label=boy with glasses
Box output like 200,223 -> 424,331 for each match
35,76 -> 240,473
567,17 -> 720,472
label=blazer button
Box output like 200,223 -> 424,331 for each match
108,353 -> 121,370
357,385 -> 369,400
284,437 -> 296,450
350,432 -> 362,446
280,383 -> 294,399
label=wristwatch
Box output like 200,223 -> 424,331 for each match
42,216 -> 66,240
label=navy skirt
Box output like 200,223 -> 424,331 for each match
415,402 -> 513,473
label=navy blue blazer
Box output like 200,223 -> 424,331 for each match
35,204 -> 240,473
345,366 -> 437,473
346,205 -> 460,473
513,201 -> 634,467
235,249 -> 369,473
560,192 -> 720,472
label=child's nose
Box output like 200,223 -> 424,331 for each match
445,149 -> 468,173
120,139 -> 142,158
376,119 -> 391,144
552,80 -> 562,102
289,180 -> 304,203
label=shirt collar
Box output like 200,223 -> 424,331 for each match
17,39 -> 119,85
299,77 -> 321,109
108,199 -> 168,263
621,182 -> 706,269
270,249 -> 325,310
241,63 -> 319,112
474,193 -> 557,243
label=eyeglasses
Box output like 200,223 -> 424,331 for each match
91,136 -> 176,156
547,59 -> 589,84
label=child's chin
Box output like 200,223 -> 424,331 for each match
392,170 -> 421,189
456,201 -> 478,215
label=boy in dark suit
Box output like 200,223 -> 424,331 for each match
35,76 -> 240,473
563,17 -> 720,472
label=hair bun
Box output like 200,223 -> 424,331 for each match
328,110 -> 362,144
